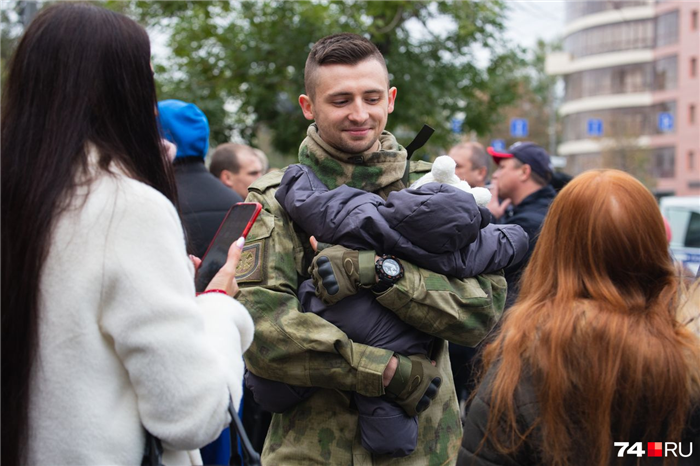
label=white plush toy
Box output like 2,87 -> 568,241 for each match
410,155 -> 492,206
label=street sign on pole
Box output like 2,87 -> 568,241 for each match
658,112 -> 674,132
510,118 -> 528,138
587,118 -> 603,137
451,117 -> 463,134
491,139 -> 506,151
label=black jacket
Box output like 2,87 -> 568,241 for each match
459,365 -> 700,466
173,157 -> 243,257
498,185 -> 556,308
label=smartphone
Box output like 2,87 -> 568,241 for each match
195,202 -> 262,293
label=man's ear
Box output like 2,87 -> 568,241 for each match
387,87 -> 397,114
299,95 -> 315,121
219,169 -> 235,188
476,166 -> 488,184
520,164 -> 532,181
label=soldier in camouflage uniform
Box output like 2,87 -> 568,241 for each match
236,33 -> 507,465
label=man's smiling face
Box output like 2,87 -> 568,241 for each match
299,58 -> 397,154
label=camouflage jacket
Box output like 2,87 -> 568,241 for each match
237,126 -> 507,465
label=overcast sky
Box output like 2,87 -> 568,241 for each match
504,1 -> 566,49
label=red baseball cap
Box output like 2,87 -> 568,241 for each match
487,142 -> 553,180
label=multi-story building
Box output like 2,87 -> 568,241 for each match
547,0 -> 699,196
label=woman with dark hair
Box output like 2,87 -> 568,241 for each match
459,169 -> 700,466
1,4 -> 253,465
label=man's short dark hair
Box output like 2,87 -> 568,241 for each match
511,158 -> 552,187
304,32 -> 388,100
209,143 -> 253,177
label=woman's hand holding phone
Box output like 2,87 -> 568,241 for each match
203,236 -> 245,297
194,203 -> 261,293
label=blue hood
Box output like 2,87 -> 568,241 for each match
158,99 -> 210,159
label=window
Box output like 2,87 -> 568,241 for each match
655,11 -> 679,48
686,212 -> 700,248
562,103 -> 676,141
691,105 -> 697,125
692,10 -> 698,31
566,1 -> 647,22
689,151 -> 696,171
565,19 -> 654,58
666,208 -> 700,248
691,57 -> 698,78
653,147 -> 675,179
654,55 -> 678,91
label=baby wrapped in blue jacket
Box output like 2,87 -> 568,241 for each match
246,158 -> 528,457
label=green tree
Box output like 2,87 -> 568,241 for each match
105,0 -> 527,164
1,1 -> 30,85
479,38 -> 562,154
5,1 -> 527,165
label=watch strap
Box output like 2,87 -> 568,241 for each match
372,280 -> 392,293
358,250 -> 377,286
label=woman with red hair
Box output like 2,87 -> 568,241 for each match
459,169 -> 700,466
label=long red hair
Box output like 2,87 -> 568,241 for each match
478,170 -> 700,465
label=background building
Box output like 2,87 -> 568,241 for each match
547,0 -> 699,196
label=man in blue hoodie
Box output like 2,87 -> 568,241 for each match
158,100 -> 243,259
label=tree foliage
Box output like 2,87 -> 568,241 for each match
4,1 -> 528,165
104,0 -> 527,163
482,38 -> 562,153
1,1 -> 28,86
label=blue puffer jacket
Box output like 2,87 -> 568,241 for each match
275,164 -> 529,277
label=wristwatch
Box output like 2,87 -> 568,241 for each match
373,254 -> 404,293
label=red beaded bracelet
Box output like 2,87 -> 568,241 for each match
196,289 -> 228,296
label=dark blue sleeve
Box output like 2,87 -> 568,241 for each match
275,164 -> 404,252
276,164 -> 529,278
385,223 -> 528,278
244,370 -> 317,413
379,185 -> 490,254
452,224 -> 529,276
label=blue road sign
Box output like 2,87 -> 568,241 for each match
510,118 -> 528,138
491,139 -> 506,151
587,118 -> 603,137
658,112 -> 674,132
451,117 -> 463,134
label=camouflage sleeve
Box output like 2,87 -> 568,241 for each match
367,162 -> 508,347
374,264 -> 507,347
237,182 -> 393,398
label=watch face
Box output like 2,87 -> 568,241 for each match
382,258 -> 401,277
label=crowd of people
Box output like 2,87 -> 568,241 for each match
2,4 -> 699,466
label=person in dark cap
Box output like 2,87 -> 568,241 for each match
158,99 -> 243,259
487,141 -> 556,308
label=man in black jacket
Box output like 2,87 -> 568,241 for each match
158,100 -> 243,259
487,142 -> 556,308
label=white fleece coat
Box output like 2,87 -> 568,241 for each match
27,151 -> 254,465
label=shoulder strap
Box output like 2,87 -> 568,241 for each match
229,395 -> 261,465
248,167 -> 286,193
401,125 -> 434,187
